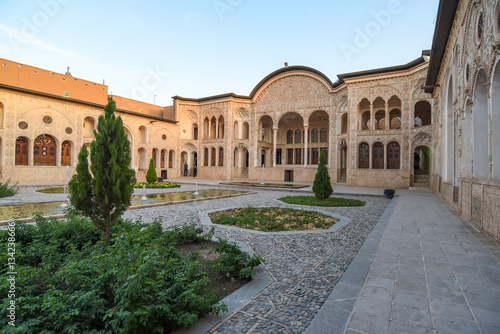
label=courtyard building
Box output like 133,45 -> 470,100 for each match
0,0 -> 498,241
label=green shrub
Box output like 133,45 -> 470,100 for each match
0,217 -> 257,333
0,179 -> 18,198
146,158 -> 158,184
312,150 -> 333,200
212,238 -> 264,279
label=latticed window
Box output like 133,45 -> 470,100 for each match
169,151 -> 173,168
295,130 -> 301,144
295,148 -> 302,164
61,141 -> 71,166
219,148 -> 223,166
34,134 -> 56,166
152,149 -> 158,167
372,142 -> 384,169
358,143 -> 369,169
311,148 -> 319,164
311,128 -> 318,143
211,148 -> 216,166
204,148 -> 209,166
161,151 -> 165,168
286,130 -> 293,144
320,128 -> 328,143
287,149 -> 293,164
387,141 -> 400,169
15,137 -> 29,165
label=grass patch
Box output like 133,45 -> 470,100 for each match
209,207 -> 337,232
278,195 -> 365,207
133,181 -> 180,189
221,182 -> 308,189
36,186 -> 66,193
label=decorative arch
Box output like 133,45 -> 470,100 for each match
83,116 -> 96,137
492,59 -> 500,179
15,136 -> 29,165
34,134 -> 57,166
414,101 -> 432,126
372,142 -> 384,169
61,140 -> 72,166
473,69 -> 489,179
387,141 -> 400,169
138,126 -> 147,143
358,142 -> 369,169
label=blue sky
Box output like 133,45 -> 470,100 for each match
0,0 -> 439,106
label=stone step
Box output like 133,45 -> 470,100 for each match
409,186 -> 432,192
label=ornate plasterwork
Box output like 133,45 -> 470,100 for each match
234,108 -> 250,121
181,143 -> 197,152
182,110 -> 198,121
357,85 -> 402,104
412,132 -> 433,147
255,74 -> 330,113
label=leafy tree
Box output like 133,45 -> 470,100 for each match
312,150 -> 333,200
146,157 -> 157,183
69,97 -> 136,245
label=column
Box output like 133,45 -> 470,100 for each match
370,103 -> 375,130
385,103 -> 389,129
304,126 -> 309,167
273,127 -> 278,167
216,119 -> 219,139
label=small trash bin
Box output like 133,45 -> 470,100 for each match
384,189 -> 395,199
157,177 -> 163,183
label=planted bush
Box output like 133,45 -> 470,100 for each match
312,150 -> 333,200
146,158 -> 158,184
0,217 -> 262,333
212,238 -> 264,279
0,179 -> 18,198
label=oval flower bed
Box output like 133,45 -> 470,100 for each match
209,207 -> 338,232
133,181 -> 180,188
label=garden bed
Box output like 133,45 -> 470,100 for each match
0,217 -> 261,332
278,195 -> 365,207
209,207 -> 338,232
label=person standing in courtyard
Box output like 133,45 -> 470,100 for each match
183,162 -> 188,177
193,164 -> 197,178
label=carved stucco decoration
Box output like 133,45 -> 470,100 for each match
181,143 -> 197,152
357,85 -> 402,104
255,74 -> 330,113
182,110 -> 198,121
411,132 -> 433,148
234,108 -> 250,121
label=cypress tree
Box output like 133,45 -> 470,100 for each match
146,158 -> 157,184
312,150 -> 333,200
69,97 -> 136,245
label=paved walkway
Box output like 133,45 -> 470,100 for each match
308,190 -> 500,334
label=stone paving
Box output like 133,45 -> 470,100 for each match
123,185 -> 390,333
341,191 -> 500,334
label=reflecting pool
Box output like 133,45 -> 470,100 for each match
0,189 -> 247,221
